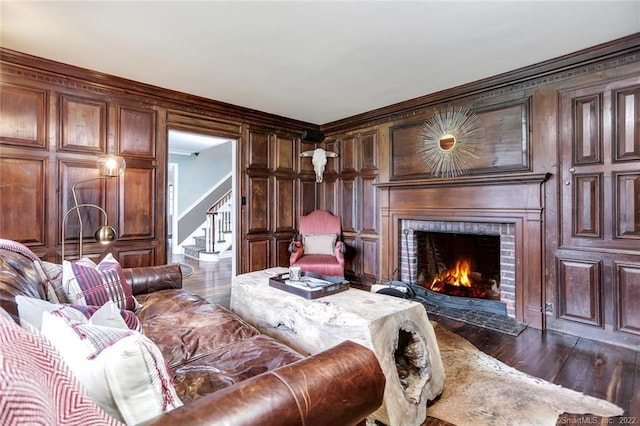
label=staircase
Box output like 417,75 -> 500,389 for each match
183,190 -> 233,261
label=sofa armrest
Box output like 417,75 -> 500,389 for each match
122,264 -> 182,296
143,340 -> 385,426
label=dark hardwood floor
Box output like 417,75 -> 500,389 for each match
171,254 -> 639,425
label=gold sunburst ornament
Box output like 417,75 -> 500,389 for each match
418,107 -> 483,178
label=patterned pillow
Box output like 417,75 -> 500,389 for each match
303,234 -> 337,255
35,260 -> 68,304
62,253 -> 137,311
41,312 -> 182,425
0,308 -> 120,426
15,296 -> 142,333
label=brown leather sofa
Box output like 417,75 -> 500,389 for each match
0,242 -> 385,426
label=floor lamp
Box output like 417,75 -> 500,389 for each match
61,154 -> 126,260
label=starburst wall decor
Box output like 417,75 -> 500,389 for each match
417,107 -> 483,178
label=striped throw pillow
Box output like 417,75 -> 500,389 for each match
62,254 -> 137,311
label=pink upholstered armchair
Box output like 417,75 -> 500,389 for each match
289,210 -> 346,277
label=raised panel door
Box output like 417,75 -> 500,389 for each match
551,75 -> 640,346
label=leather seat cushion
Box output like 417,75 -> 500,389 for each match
136,289 -> 260,368
172,334 -> 304,403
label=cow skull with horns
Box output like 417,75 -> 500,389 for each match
300,148 -> 338,183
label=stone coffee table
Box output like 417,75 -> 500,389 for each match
231,268 -> 445,426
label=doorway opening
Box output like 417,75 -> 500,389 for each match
168,129 -> 237,274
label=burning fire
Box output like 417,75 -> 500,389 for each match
431,259 -> 473,288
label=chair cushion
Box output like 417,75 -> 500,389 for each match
62,254 -> 137,311
40,312 -> 182,425
302,234 -> 337,255
292,254 -> 344,277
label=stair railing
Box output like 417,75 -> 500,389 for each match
205,190 -> 232,253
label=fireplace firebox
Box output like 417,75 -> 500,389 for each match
415,231 -> 501,300
400,220 -> 517,318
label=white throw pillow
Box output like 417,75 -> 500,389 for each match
15,296 -> 140,333
15,295 -> 87,332
40,312 -> 182,425
303,234 -> 337,255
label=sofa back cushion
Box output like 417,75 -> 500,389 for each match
0,307 -> 120,425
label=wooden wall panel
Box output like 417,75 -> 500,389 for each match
275,237 -> 291,268
573,173 -> 602,238
320,178 -> 338,215
615,261 -> 640,335
572,95 -> 602,164
300,180 -> 317,216
342,235 -> 357,278
247,176 -> 269,233
274,177 -> 295,232
361,238 -> 378,282
59,159 -> 106,246
390,100 -> 530,179
118,106 -> 156,158
118,247 -> 155,269
247,130 -> 270,170
339,135 -> 357,173
0,83 -> 46,148
246,239 -> 269,272
0,155 -> 45,243
361,176 -> 377,233
340,178 -> 357,233
60,95 -> 106,153
119,166 -> 155,239
274,134 -> 294,172
616,172 -> 640,238
614,86 -> 640,161
361,132 -> 378,170
557,258 -> 602,326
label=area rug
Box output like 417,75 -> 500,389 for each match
175,263 -> 194,278
428,323 -> 624,426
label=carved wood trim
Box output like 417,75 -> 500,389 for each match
375,172 -> 551,189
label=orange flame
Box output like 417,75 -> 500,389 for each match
432,259 -> 472,287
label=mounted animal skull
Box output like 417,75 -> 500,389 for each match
300,148 -> 338,183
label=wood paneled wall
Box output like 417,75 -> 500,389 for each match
2,32 -> 640,348
319,33 -> 640,348
0,49 -> 316,267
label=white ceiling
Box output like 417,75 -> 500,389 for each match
1,1 -> 639,125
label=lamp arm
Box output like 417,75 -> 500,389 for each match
70,176 -> 112,260
62,203 -> 110,260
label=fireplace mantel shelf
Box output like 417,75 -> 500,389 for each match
375,172 -> 552,189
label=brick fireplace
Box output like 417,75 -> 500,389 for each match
377,172 -> 550,328
399,219 -> 517,318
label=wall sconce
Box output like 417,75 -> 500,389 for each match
61,154 -> 126,260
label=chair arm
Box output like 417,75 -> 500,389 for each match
122,264 -> 183,296
335,241 -> 346,267
289,240 -> 304,264
143,340 -> 385,426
